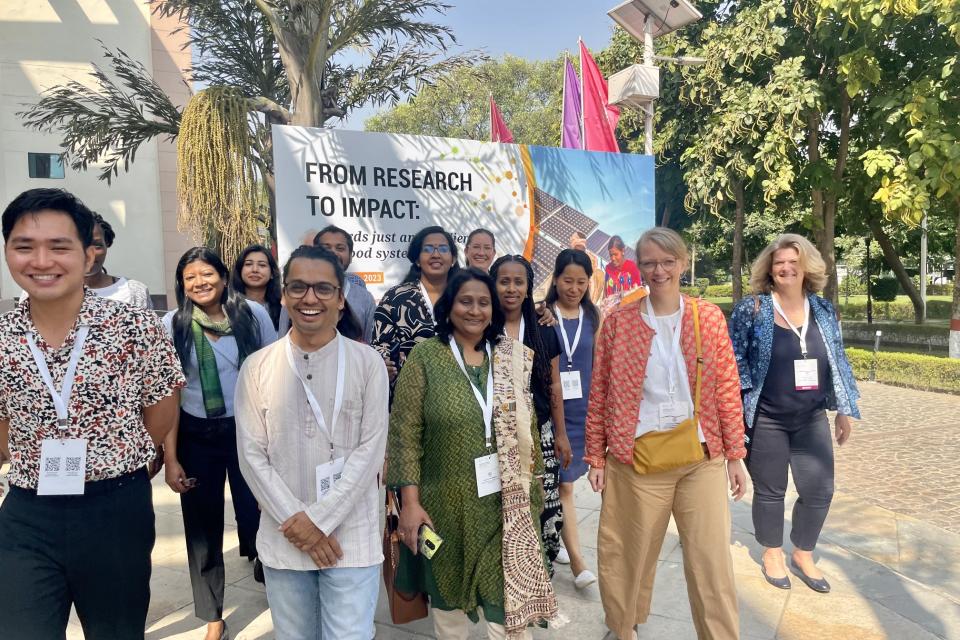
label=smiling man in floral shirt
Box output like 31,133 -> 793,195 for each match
0,188 -> 185,640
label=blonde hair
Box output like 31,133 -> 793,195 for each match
750,234 -> 827,294
635,227 -> 690,267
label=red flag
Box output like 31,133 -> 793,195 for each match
490,96 -> 514,143
579,40 -> 620,152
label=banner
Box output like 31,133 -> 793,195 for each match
273,126 -> 654,301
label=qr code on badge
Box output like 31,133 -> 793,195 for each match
333,472 -> 342,482
65,457 -> 82,473
44,457 -> 61,473
320,477 -> 331,494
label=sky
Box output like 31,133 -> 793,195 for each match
339,1 -> 619,130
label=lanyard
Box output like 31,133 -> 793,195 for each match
771,294 -> 811,357
554,305 -> 584,370
448,337 -> 494,448
285,334 -> 345,459
26,326 -> 90,433
645,295 -> 685,397
418,280 -> 436,323
507,316 -> 525,342
344,279 -> 352,299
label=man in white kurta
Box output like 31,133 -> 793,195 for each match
235,245 -> 389,640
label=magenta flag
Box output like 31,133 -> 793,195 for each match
490,96 -> 514,143
579,40 -> 620,153
561,57 -> 583,149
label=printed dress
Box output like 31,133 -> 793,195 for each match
386,338 -> 546,626
372,280 -> 436,396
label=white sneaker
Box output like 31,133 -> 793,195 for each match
574,569 -> 598,589
555,547 -> 571,564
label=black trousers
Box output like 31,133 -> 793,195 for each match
177,411 -> 260,622
746,409 -> 835,551
0,469 -> 154,640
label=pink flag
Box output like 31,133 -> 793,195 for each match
579,40 -> 620,153
490,96 -> 514,143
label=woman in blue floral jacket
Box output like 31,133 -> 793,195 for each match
730,234 -> 860,595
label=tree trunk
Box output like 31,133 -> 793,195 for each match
821,93 -> 851,304
732,177 -> 746,302
807,109 -> 825,250
951,199 -> 960,358
868,217 -> 924,323
660,203 -> 672,228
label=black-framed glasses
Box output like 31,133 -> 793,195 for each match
284,281 -> 340,300
421,244 -> 451,255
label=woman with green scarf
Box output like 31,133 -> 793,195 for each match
162,247 -> 277,640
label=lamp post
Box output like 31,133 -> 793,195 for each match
607,0 -> 705,156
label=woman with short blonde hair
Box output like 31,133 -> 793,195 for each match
749,234 -> 827,295
587,227 -> 747,639
731,234 -> 860,594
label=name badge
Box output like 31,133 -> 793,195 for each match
794,359 -> 819,391
315,456 -> 345,498
658,401 -> 689,429
37,438 -> 87,495
474,453 -> 501,497
560,370 -> 583,400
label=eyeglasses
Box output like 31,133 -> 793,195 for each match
284,281 -> 340,300
639,259 -> 679,272
421,244 -> 451,255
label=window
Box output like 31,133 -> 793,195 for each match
28,153 -> 65,179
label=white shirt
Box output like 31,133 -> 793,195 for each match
635,309 -> 705,442
162,301 -> 278,418
234,333 -> 389,570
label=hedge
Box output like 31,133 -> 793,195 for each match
837,299 -> 952,321
845,348 -> 960,394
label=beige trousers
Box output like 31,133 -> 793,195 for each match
598,454 -> 739,640
431,607 -> 533,640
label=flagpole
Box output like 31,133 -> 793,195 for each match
489,93 -> 494,143
578,37 -> 585,150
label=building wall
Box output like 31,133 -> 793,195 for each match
0,0 -> 193,308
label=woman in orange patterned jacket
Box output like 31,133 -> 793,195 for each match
585,227 -> 748,640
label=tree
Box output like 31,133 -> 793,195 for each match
365,54 -> 564,146
18,0 -> 477,261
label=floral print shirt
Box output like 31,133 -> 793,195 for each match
0,289 -> 185,488
371,280 -> 436,394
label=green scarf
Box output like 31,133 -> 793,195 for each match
191,306 -> 234,418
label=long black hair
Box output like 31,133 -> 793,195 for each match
433,267 -> 503,352
230,244 -> 282,330
173,247 -> 263,371
402,225 -> 460,283
490,255 -> 552,409
544,249 -> 600,329
282,244 -> 362,341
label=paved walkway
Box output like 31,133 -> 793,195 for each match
2,383 -> 955,639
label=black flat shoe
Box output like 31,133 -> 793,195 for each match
220,621 -> 230,640
761,564 -> 791,589
253,557 -> 265,584
791,559 -> 831,593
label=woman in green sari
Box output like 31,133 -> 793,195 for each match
387,267 -> 558,640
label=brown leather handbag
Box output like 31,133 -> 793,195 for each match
382,490 -> 428,623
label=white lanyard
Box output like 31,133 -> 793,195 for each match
448,337 -> 494,448
507,316 -> 525,342
418,280 -> 435,322
285,334 -> 345,459
344,279 -> 352,299
554,305 -> 584,369
771,294 -> 811,357
26,326 -> 90,433
645,296 -> 685,397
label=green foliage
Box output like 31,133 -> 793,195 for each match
872,276 -> 900,301
928,282 -> 955,296
837,299 -> 952,320
365,54 -> 563,145
845,348 -> 960,393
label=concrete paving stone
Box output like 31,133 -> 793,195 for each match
777,589 -> 943,640
895,517 -> 960,599
873,579 -> 960,640
818,494 -> 901,565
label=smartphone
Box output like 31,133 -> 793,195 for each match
183,477 -> 198,489
418,523 -> 444,559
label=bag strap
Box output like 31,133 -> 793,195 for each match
691,299 -> 703,420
